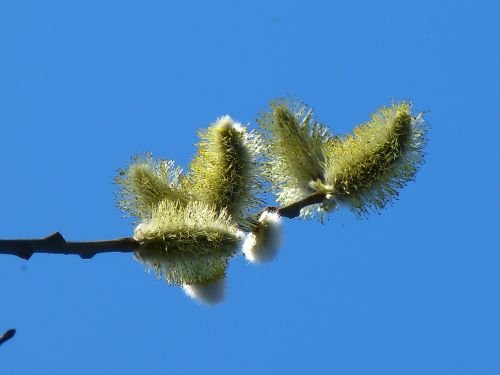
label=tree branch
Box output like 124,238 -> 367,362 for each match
0,329 -> 16,346
0,232 -> 139,260
0,192 -> 325,259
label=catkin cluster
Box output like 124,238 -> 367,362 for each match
116,98 -> 428,303
116,117 -> 263,303
258,99 -> 428,219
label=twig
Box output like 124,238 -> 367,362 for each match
0,232 -> 139,260
0,192 -> 325,259
0,329 -> 16,346
272,191 -> 325,218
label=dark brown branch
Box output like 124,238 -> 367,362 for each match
272,191 -> 325,218
0,232 -> 139,260
0,192 -> 325,259
0,329 -> 16,346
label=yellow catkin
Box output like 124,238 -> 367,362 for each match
187,116 -> 264,224
323,102 -> 428,215
258,99 -> 333,216
115,154 -> 188,219
133,200 -> 242,285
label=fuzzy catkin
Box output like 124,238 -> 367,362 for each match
182,278 -> 226,305
242,210 -> 282,263
115,155 -> 188,219
323,102 -> 428,215
258,99 -> 333,219
133,200 -> 243,285
187,116 -> 264,225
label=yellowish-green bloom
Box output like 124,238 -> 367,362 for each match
322,102 -> 428,215
115,154 -> 188,220
258,98 -> 333,218
258,98 -> 427,219
187,115 -> 264,227
114,98 -> 428,302
133,200 -> 243,285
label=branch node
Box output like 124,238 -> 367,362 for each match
45,232 -> 66,245
19,251 -> 33,260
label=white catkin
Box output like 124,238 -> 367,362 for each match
243,211 -> 282,263
214,115 -> 245,133
182,278 -> 226,305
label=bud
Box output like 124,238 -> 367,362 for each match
243,210 -> 282,263
182,277 -> 226,305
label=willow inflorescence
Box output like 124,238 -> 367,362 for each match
115,98 -> 428,304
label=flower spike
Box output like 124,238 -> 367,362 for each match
258,98 -> 333,218
115,154 -> 188,219
187,116 -> 264,226
322,102 -> 428,215
133,200 -> 243,285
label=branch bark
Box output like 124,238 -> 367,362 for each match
271,191 -> 325,218
0,329 -> 16,346
0,232 -> 139,260
0,192 -> 325,260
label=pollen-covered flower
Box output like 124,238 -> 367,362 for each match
242,210 -> 282,263
133,200 -> 243,285
182,277 -> 226,305
257,98 -> 333,218
187,115 -> 265,228
322,102 -> 428,215
115,154 -> 188,219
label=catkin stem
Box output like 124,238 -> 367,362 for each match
270,191 -> 325,218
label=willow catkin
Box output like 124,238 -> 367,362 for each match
323,102 -> 428,215
133,200 -> 243,285
187,116 -> 264,227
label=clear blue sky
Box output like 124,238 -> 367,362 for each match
0,0 -> 498,374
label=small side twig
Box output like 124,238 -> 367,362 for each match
0,329 -> 16,346
274,191 -> 325,218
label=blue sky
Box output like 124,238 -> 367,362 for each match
0,0 -> 498,373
